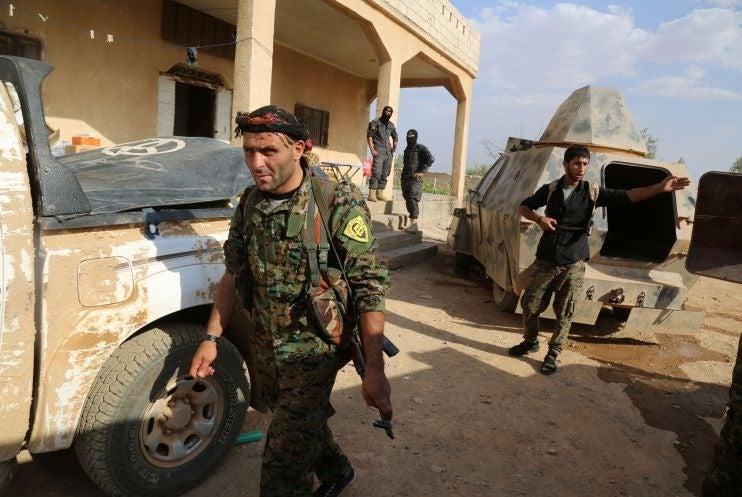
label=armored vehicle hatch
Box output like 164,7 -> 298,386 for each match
449,85 -> 701,334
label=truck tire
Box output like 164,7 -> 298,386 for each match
74,322 -> 250,497
0,458 -> 17,496
493,282 -> 519,313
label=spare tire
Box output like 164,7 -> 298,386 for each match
75,322 -> 250,497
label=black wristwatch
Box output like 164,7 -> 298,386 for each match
203,334 -> 220,343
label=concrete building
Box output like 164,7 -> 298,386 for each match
0,0 -> 479,199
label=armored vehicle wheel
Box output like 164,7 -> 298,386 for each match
493,282 -> 519,312
0,458 -> 18,496
75,322 -> 250,497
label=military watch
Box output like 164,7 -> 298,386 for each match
203,334 -> 220,343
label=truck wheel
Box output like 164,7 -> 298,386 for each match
493,282 -> 519,312
0,458 -> 17,496
75,322 -> 250,497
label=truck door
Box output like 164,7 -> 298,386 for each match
686,171 -> 742,283
0,79 -> 37,465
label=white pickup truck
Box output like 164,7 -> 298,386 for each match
0,56 -> 254,497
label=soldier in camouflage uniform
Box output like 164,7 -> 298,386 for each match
509,144 -> 690,375
702,334 -> 742,496
190,106 -> 392,497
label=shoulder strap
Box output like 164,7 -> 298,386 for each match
309,176 -> 352,291
307,176 -> 340,287
545,179 -> 560,216
587,181 -> 599,202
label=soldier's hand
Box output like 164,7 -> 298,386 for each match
189,341 -> 217,378
362,368 -> 393,420
539,216 -> 558,232
662,176 -> 690,192
370,148 -> 378,157
413,172 -> 424,179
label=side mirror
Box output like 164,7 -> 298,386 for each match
685,172 -> 742,283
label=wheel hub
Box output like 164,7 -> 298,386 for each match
162,400 -> 193,431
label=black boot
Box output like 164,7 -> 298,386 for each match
540,351 -> 558,375
508,340 -> 540,357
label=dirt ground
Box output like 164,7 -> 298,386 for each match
8,245 -> 741,497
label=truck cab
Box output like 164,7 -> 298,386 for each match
0,56 -> 252,497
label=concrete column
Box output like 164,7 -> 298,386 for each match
451,79 -> 473,203
375,58 -> 401,198
232,0 -> 276,145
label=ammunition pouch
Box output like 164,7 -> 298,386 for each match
307,267 -> 356,348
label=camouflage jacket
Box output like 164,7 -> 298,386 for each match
223,169 -> 390,358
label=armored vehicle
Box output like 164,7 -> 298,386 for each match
449,86 -> 702,333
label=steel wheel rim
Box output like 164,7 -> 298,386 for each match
138,375 -> 223,467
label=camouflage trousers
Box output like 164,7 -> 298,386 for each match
520,258 -> 585,354
258,344 -> 352,497
702,334 -> 742,497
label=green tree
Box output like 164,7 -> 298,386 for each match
640,128 -> 658,159
730,156 -> 742,173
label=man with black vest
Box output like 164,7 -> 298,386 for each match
508,144 -> 690,375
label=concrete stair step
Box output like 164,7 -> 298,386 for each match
371,212 -> 410,232
365,197 -> 404,212
377,241 -> 438,270
375,230 -> 422,251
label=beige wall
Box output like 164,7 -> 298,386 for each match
2,0 -> 234,146
3,0 -> 477,184
271,44 -> 369,165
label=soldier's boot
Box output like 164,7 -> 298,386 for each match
404,220 -> 418,234
376,189 -> 389,202
367,189 -> 377,202
508,339 -> 540,357
540,349 -> 559,375
314,467 -> 356,497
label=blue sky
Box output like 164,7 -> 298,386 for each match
393,0 -> 742,180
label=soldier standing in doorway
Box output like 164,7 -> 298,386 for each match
366,105 -> 398,202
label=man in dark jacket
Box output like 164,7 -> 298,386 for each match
400,129 -> 434,234
366,106 -> 398,202
508,144 -> 690,375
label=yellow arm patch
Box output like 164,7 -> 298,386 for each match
343,215 -> 369,243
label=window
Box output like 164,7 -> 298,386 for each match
0,31 -> 42,59
161,0 -> 236,60
294,104 -> 330,147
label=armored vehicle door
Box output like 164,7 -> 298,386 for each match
686,171 -> 742,283
449,156 -> 508,258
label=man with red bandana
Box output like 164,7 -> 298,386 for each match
190,106 -> 391,497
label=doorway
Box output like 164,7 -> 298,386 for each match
174,82 -> 215,137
